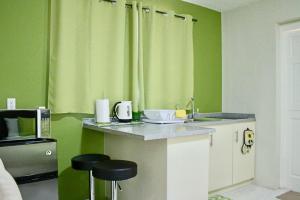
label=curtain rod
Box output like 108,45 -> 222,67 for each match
101,0 -> 198,22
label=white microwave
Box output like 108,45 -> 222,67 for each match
0,109 -> 51,141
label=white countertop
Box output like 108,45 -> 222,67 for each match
83,113 -> 255,141
83,118 -> 215,140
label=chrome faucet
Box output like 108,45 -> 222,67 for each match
186,97 -> 195,119
191,97 -> 195,118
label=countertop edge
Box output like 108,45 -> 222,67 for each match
83,123 -> 145,140
192,118 -> 256,126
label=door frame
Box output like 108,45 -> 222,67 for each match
277,21 -> 300,189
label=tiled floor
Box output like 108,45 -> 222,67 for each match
216,184 -> 289,200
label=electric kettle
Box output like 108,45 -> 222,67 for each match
112,101 -> 132,122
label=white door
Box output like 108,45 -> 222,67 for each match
232,122 -> 255,184
208,125 -> 233,191
280,22 -> 300,192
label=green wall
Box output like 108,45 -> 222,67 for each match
0,0 -> 221,199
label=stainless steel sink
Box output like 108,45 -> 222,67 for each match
193,117 -> 227,122
185,117 -> 233,124
184,112 -> 255,124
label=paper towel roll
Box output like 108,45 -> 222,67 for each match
96,99 -> 110,123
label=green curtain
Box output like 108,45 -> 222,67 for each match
131,1 -> 144,112
49,0 -> 193,113
49,0 -> 92,113
49,0 -> 138,113
142,8 -> 194,109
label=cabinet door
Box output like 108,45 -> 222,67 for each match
208,125 -> 233,191
233,122 -> 256,184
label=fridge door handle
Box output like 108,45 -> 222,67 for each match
15,171 -> 58,185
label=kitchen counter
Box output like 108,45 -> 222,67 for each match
83,118 -> 214,140
82,113 -> 255,140
83,112 -> 256,200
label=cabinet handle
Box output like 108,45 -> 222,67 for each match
210,134 -> 213,146
235,131 -> 239,143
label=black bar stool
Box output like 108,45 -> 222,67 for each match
92,160 -> 137,200
71,154 -> 110,200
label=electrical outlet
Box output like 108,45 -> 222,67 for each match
7,98 -> 16,110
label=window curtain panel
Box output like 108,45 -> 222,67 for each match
142,8 -> 194,109
131,2 -> 145,112
49,0 -> 193,113
49,0 -> 142,113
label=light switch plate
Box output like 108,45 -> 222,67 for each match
7,98 -> 16,110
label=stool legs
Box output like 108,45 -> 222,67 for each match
89,170 -> 95,200
111,181 -> 117,200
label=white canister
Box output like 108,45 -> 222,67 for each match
95,99 -> 110,123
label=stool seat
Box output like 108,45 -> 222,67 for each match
72,154 -> 110,171
93,160 -> 137,181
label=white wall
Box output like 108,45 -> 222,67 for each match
222,0 -> 300,188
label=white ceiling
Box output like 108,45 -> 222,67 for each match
182,0 -> 261,12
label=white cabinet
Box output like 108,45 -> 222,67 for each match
209,125 -> 233,191
206,122 -> 256,192
233,122 -> 255,184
